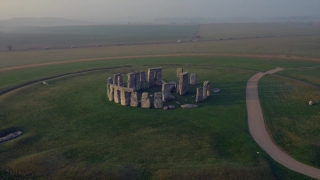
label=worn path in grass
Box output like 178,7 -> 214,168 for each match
2,53 -> 320,72
246,68 -> 320,179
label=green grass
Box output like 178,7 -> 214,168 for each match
0,24 -> 196,51
2,56 -> 320,93
0,65 -> 312,179
259,74 -> 320,169
277,67 -> 320,87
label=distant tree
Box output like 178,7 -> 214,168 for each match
7,45 -> 12,51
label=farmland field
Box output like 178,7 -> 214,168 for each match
200,23 -> 320,40
1,22 -> 320,179
0,24 -> 197,51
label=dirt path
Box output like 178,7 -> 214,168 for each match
246,68 -> 320,179
2,53 -> 320,72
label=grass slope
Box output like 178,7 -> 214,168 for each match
259,74 -> 320,169
0,65 -> 312,179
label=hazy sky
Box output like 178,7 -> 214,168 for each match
1,0 -> 320,21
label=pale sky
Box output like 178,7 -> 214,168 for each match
1,0 -> 320,21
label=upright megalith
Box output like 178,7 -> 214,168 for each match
176,68 -> 183,93
141,92 -> 151,108
162,83 -> 176,102
154,92 -> 163,108
148,71 -> 155,87
120,90 -> 130,106
107,77 -> 114,101
135,72 -> 141,91
113,73 -> 123,86
178,72 -> 189,95
140,71 -> 147,83
130,92 -> 139,107
203,81 -> 210,100
196,87 -> 203,102
148,67 -> 162,87
127,72 -> 136,89
114,89 -> 121,103
190,73 -> 197,85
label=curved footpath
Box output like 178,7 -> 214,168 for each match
246,68 -> 320,179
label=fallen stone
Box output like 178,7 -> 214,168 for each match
181,104 -> 198,109
163,106 -> 169,110
176,101 -> 180,105
162,83 -> 176,102
168,105 -> 176,109
212,88 -> 220,93
0,131 -> 22,143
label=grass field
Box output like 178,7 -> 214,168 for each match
1,22 -> 320,179
200,23 -> 320,40
0,24 -> 196,51
259,73 -> 320,169
0,64 -> 312,179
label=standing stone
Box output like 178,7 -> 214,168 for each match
117,74 -> 123,87
114,89 -> 121,104
179,72 -> 189,95
127,72 -> 136,89
154,92 -> 163,109
130,92 -> 139,107
203,81 -> 210,100
190,73 -> 197,85
141,92 -> 151,108
155,71 -> 163,86
162,83 -> 176,102
107,77 -> 114,101
176,68 -> 183,93
148,71 -> 155,87
135,72 -> 141,91
140,71 -> 147,83
196,87 -> 203,102
120,90 -> 130,106
113,73 -> 120,85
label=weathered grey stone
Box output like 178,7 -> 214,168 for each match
309,101 -> 313,106
135,72 -> 141,91
176,68 -> 183,93
148,67 -> 162,87
120,90 -> 130,106
162,83 -> 176,102
179,72 -> 189,95
181,104 -> 198,109
114,89 -> 121,104
203,81 -> 210,100
108,87 -> 114,102
176,101 -> 180,105
107,77 -> 113,101
113,73 -> 120,85
212,88 -> 220,93
127,72 -> 136,89
141,92 -> 151,108
168,105 -> 176,109
154,92 -> 163,108
140,71 -> 147,83
190,73 -> 197,85
155,71 -> 163,86
117,74 -> 124,86
148,70 -> 155,87
168,81 -> 177,92
130,92 -> 139,107
196,87 -> 203,102
0,131 -> 22,142
163,106 -> 169,110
